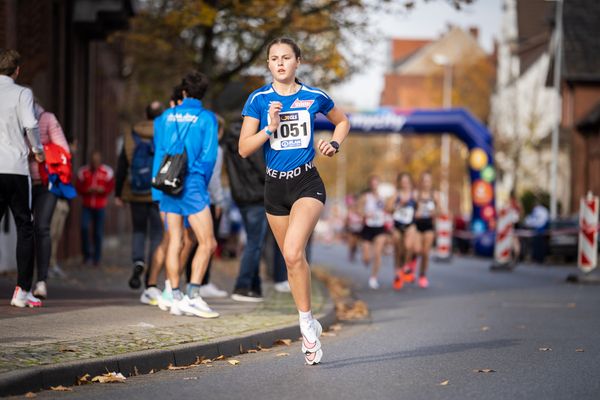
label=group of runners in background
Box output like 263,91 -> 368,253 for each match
346,171 -> 440,291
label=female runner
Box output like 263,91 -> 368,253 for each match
413,171 -> 440,288
239,37 -> 350,365
386,172 -> 418,290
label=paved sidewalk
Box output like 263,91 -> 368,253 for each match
0,243 -> 334,396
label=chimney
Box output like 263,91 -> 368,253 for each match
469,27 -> 479,41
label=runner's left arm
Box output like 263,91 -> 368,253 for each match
318,106 -> 349,157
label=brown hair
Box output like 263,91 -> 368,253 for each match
267,37 -> 302,60
0,49 -> 21,76
397,172 -> 413,188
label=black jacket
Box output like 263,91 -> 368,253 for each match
223,122 -> 265,206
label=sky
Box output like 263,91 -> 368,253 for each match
330,0 -> 503,110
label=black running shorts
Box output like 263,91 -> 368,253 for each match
264,162 -> 326,216
394,221 -> 415,232
361,226 -> 386,241
415,218 -> 434,232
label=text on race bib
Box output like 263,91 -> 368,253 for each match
268,110 -> 312,151
393,207 -> 415,224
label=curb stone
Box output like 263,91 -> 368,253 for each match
0,298 -> 335,397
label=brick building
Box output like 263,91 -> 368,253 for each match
555,0 -> 600,211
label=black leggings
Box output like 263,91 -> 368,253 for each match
32,184 -> 58,283
0,174 -> 35,291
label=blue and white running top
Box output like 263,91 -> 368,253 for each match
242,83 -> 334,172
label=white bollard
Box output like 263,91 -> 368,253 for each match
578,191 -> 599,274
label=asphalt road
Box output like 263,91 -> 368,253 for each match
13,243 -> 600,400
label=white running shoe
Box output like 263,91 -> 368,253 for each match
274,280 -> 292,293
198,283 -> 228,298
176,295 -> 219,319
368,277 -> 380,290
48,264 -> 67,279
301,319 -> 322,355
157,287 -> 173,311
10,287 -> 42,308
140,287 -> 162,305
305,349 -> 323,365
33,281 -> 47,299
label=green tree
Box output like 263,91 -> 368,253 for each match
112,0 -> 475,117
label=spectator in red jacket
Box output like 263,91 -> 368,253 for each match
76,151 -> 115,266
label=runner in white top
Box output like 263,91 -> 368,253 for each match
358,176 -> 388,289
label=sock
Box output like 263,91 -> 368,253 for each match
187,283 -> 201,299
299,310 -> 313,325
172,288 -> 183,301
147,284 -> 157,289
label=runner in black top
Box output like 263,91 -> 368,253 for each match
386,172 -> 418,290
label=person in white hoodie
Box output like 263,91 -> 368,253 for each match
0,49 -> 46,308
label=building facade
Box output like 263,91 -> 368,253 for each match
1,0 -> 133,260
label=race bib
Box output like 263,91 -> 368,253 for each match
393,206 -> 414,224
268,110 -> 312,151
366,211 -> 385,227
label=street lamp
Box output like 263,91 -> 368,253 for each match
433,54 -> 452,211
548,0 -> 563,220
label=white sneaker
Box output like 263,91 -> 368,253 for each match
176,295 -> 219,319
140,287 -> 162,305
301,319 -> 322,355
368,277 -> 380,290
305,349 -> 323,365
48,264 -> 67,279
33,281 -> 47,299
274,280 -> 291,293
198,283 -> 228,298
157,287 -> 173,311
10,286 -> 42,308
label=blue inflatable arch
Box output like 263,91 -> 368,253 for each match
315,108 -> 496,249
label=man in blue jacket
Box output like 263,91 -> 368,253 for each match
153,71 -> 219,318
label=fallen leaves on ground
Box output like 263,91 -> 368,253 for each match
91,372 -> 126,383
50,386 -> 72,392
258,346 -> 272,352
274,339 -> 292,346
276,352 -> 289,357
330,323 -> 343,331
474,369 -> 496,373
539,347 -> 552,352
227,359 -> 240,366
168,364 -> 197,370
247,349 -> 258,353
58,347 -> 77,353
149,369 -> 155,374
25,392 -> 37,398
183,377 -> 198,380
480,326 -> 490,332
213,355 -> 225,361
322,332 -> 337,337
77,373 -> 91,385
312,267 -> 369,321
439,380 -> 449,386
576,348 -> 585,352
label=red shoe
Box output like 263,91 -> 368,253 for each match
418,276 -> 429,289
403,269 -> 415,284
393,270 -> 404,291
